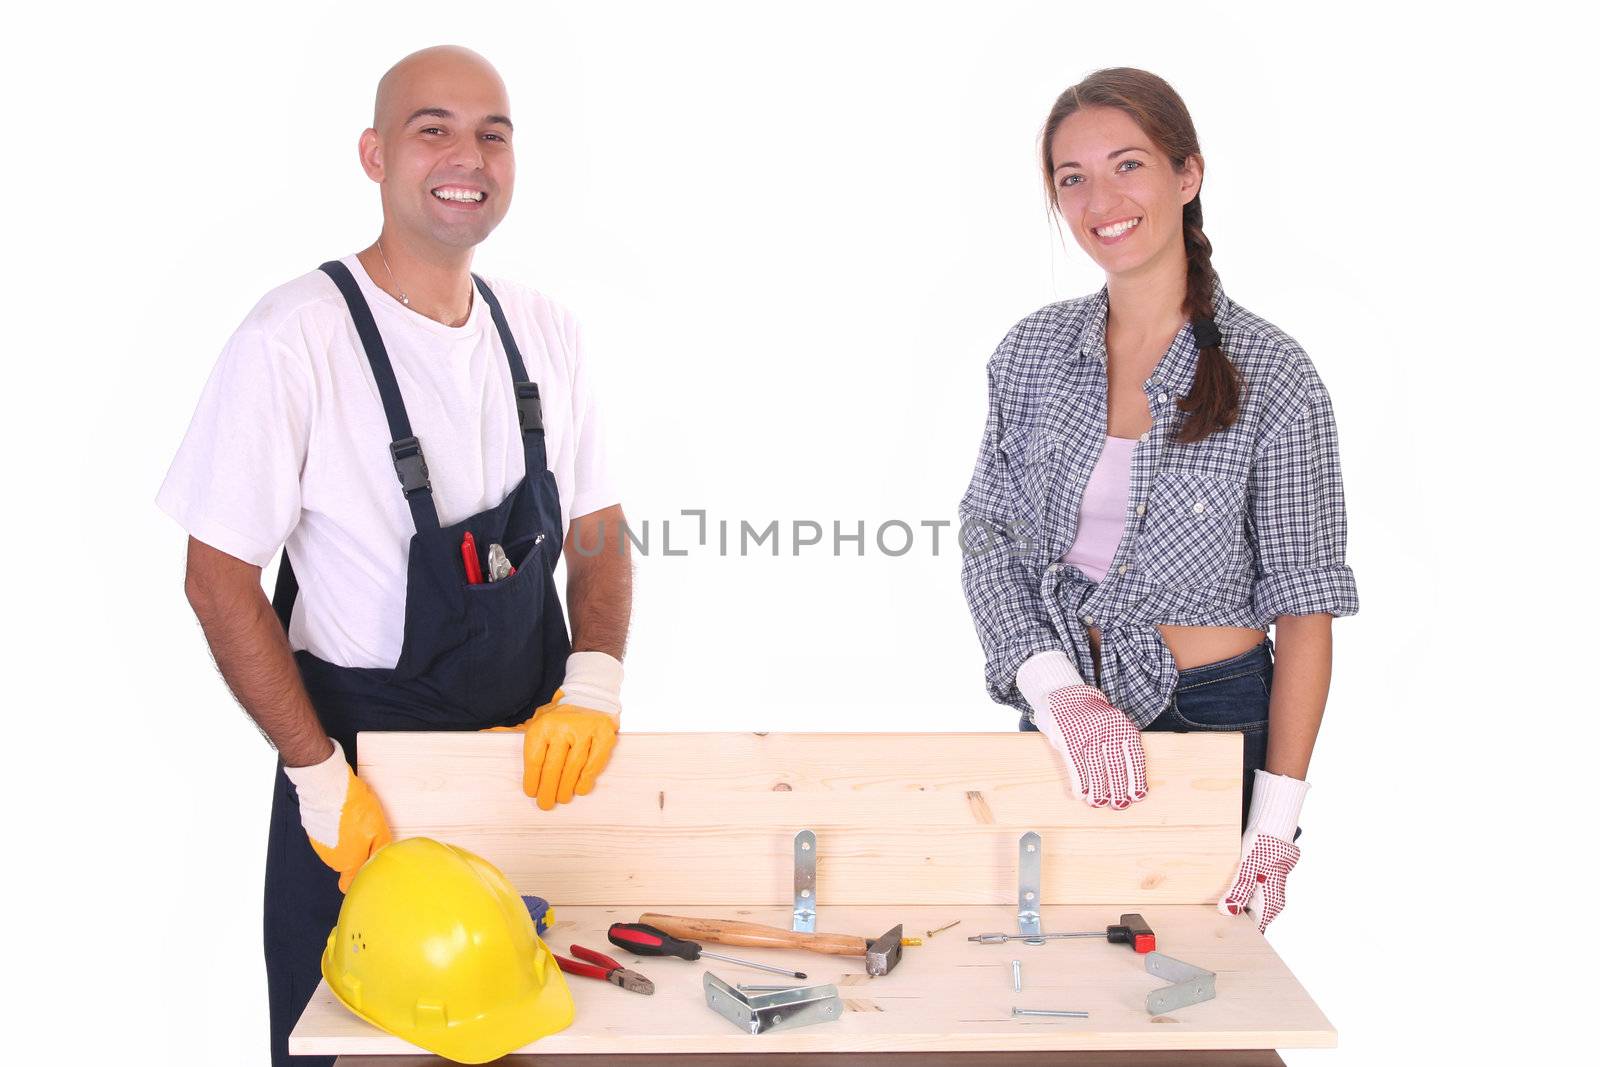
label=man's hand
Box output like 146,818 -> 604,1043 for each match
488,651 -> 622,810
1034,685 -> 1149,810
1217,770 -> 1309,932
283,738 -> 392,892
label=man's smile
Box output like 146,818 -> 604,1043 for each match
430,183 -> 487,207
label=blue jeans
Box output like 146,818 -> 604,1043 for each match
1021,637 -> 1281,832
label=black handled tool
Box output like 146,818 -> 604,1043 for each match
607,922 -> 808,979
967,912 -> 1156,953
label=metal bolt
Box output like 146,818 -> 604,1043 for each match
1013,1007 -> 1090,1019
1012,960 -> 1022,992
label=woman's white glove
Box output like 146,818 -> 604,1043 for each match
1218,770 -> 1308,932
1019,651 -> 1148,810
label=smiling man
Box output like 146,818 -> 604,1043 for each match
157,46 -> 632,1065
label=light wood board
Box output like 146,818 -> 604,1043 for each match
354,731 -> 1245,907
330,1054 -> 1287,1066
293,905 -> 1333,1056
292,731 -> 1332,1057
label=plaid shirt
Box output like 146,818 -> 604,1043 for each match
958,282 -> 1358,726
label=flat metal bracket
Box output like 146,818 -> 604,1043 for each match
1017,831 -> 1043,944
704,972 -> 841,1035
1144,952 -> 1217,1015
792,830 -> 816,933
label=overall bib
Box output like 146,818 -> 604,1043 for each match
263,261 -> 570,1065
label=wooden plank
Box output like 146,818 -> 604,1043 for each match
333,1052 -> 1287,1066
295,905 -> 1332,1057
356,732 -> 1243,907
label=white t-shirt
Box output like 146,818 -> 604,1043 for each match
157,254 -> 619,669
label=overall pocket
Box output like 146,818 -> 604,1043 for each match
458,532 -> 555,717
462,530 -> 549,590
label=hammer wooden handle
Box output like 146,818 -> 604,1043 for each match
638,913 -> 868,957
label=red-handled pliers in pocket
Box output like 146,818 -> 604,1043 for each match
555,944 -> 655,995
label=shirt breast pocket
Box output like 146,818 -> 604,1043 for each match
1134,471 -> 1246,587
1000,430 -> 1061,533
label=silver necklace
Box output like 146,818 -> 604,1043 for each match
375,240 -> 410,307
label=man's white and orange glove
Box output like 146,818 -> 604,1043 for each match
282,738 -> 392,892
1218,770 -> 1307,933
1018,651 -> 1148,810
488,651 -> 622,811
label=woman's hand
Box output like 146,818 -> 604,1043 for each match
1033,684 -> 1149,809
1218,770 -> 1309,932
1218,831 -> 1300,931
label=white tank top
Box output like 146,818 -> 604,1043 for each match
1059,436 -> 1136,582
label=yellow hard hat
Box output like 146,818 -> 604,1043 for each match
321,837 -> 574,1063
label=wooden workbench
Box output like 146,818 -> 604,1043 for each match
290,732 -> 1335,1063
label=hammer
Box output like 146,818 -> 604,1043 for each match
637,913 -> 906,975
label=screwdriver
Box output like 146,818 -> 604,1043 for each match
968,912 -> 1155,953
608,922 -> 808,979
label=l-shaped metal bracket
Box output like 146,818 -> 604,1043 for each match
1144,952 -> 1217,1014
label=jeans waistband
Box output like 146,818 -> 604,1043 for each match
1173,636 -> 1273,689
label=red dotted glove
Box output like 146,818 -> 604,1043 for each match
1033,685 -> 1149,810
1218,770 -> 1309,933
1218,830 -> 1301,932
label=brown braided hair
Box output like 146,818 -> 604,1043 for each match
1039,68 -> 1241,445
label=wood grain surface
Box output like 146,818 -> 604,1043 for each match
295,905 -> 1332,1057
289,731 -> 1334,1057
354,731 -> 1245,907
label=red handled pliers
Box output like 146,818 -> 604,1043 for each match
555,944 -> 655,995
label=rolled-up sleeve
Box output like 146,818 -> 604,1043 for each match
959,355 -> 1063,712
1248,365 -> 1359,622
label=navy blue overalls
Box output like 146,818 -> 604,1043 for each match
263,261 -> 571,1065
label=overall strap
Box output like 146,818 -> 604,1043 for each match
318,260 -> 441,533
472,274 -> 548,472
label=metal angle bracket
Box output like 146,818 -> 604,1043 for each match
1017,831 -> 1043,944
792,829 -> 817,933
1143,952 -> 1217,1015
704,972 -> 842,1035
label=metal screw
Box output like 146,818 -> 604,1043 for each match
1012,960 -> 1022,992
1013,1007 -> 1090,1019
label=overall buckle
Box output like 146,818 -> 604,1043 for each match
515,381 -> 544,433
389,436 -> 431,497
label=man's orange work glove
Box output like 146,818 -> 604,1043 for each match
282,738 -> 392,892
486,651 -> 621,810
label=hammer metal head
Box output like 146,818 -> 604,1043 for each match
865,924 -> 904,976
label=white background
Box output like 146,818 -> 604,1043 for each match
4,1 -> 1592,1063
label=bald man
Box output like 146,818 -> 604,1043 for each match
158,46 -> 631,1064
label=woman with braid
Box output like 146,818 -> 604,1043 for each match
959,68 -> 1358,932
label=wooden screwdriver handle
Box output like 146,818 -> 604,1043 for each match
638,913 -> 869,957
